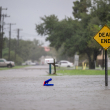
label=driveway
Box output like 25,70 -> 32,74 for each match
0,66 -> 110,110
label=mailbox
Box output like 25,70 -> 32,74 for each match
45,58 -> 56,74
45,58 -> 54,64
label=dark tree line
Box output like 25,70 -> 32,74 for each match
3,38 -> 53,65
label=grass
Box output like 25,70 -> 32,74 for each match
1,65 -> 110,76
0,65 -> 28,70
56,69 -> 110,75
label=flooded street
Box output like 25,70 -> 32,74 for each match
0,66 -> 110,110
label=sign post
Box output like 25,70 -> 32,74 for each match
105,50 -> 108,86
45,58 -> 56,74
74,55 -> 79,69
49,64 -> 51,74
94,25 -> 110,86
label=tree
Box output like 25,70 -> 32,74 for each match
64,17 -> 102,68
72,0 -> 91,19
71,0 -> 103,69
29,39 -> 48,61
36,15 -> 59,36
3,37 -> 53,65
36,15 -> 100,68
91,0 -> 110,26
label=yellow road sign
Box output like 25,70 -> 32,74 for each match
93,25 -> 110,50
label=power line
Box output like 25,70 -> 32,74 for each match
21,32 -> 38,36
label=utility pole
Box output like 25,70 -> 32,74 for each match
0,7 -> 2,58
2,14 -> 10,35
6,23 -> 16,60
1,14 -> 10,57
15,28 -> 22,61
17,29 -> 22,46
0,6 -> 7,58
102,49 -> 104,70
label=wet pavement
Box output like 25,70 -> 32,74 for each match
0,66 -> 110,110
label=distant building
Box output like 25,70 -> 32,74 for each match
97,50 -> 104,67
43,47 -> 50,52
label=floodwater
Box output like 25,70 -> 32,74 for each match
0,66 -> 110,110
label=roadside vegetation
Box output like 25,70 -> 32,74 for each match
56,69 -> 110,76
0,65 -> 28,70
2,39 -> 56,65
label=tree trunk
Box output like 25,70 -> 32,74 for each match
86,48 -> 100,69
89,61 -> 95,69
86,52 -> 95,69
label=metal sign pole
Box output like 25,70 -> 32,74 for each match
105,49 -> 108,86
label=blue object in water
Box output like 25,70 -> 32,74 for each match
45,78 -> 52,84
43,78 -> 54,86
44,84 -> 54,86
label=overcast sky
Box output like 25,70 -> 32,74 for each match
0,0 -> 75,46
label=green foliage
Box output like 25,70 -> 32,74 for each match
48,18 -> 78,50
36,15 -> 58,36
72,0 -> 91,19
2,48 -> 9,58
91,0 -> 110,25
57,69 -> 110,75
0,65 -> 29,70
107,21 -> 110,28
15,54 -> 23,65
3,38 -> 53,65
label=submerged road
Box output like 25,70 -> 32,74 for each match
0,66 -> 110,110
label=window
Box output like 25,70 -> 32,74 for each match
0,60 -> 4,62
